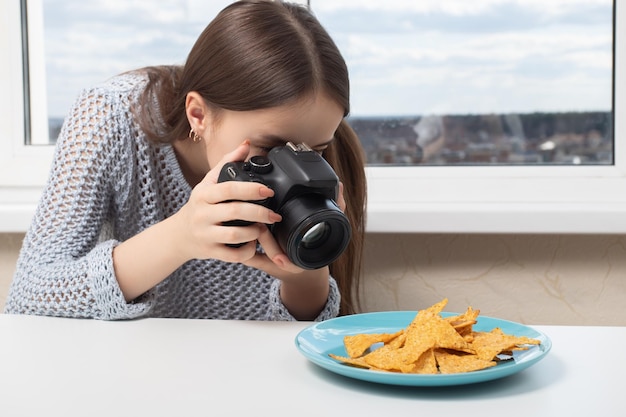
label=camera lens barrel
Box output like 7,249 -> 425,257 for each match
273,195 -> 351,270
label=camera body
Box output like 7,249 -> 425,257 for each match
217,142 -> 351,270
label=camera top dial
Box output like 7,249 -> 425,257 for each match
247,155 -> 272,174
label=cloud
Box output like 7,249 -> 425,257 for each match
42,0 -> 232,116
313,0 -> 611,16
40,0 -> 614,117
315,0 -> 613,115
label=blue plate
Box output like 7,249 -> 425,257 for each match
295,311 -> 552,386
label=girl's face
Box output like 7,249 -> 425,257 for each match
205,92 -> 344,168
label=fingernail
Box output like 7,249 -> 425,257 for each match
259,187 -> 275,198
269,212 -> 282,223
242,139 -> 250,146
273,256 -> 285,268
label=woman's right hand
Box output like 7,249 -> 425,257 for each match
114,140 -> 284,301
171,140 -> 283,263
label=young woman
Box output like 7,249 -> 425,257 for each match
4,0 -> 367,321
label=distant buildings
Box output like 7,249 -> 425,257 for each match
348,111 -> 612,166
47,111 -> 613,166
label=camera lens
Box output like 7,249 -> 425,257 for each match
301,222 -> 331,249
272,195 -> 351,270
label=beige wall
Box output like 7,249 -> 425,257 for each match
361,233 -> 626,326
1,232 -> 624,325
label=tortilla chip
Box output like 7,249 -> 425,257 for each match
470,328 -> 541,361
445,306 -> 480,336
407,348 -> 439,374
434,349 -> 497,374
328,353 -> 372,369
343,330 -> 404,358
362,339 -> 407,371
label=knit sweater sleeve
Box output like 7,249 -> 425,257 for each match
4,84 -> 153,320
266,276 -> 340,321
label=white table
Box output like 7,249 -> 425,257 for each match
0,314 -> 623,417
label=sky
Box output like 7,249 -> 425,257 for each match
40,0 -> 614,118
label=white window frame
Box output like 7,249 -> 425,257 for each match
0,0 -> 54,232
1,0 -> 624,234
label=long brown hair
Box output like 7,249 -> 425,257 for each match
135,0 -> 366,315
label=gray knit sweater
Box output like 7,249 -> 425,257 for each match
4,72 -> 340,321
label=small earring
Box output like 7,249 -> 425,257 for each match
188,128 -> 202,143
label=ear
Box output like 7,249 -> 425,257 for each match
185,91 -> 211,136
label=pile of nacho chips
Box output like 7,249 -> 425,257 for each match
329,299 -> 541,374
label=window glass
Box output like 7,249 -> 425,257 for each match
311,0 -> 614,165
35,0 -> 233,144
33,0 -> 614,167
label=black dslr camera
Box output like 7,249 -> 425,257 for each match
217,142 -> 351,270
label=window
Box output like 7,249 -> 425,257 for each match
1,0 -> 625,233
312,0 -> 614,167
30,0 -> 236,145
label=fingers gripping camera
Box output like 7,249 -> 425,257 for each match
217,142 -> 352,270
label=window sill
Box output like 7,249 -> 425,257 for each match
3,171 -> 626,234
